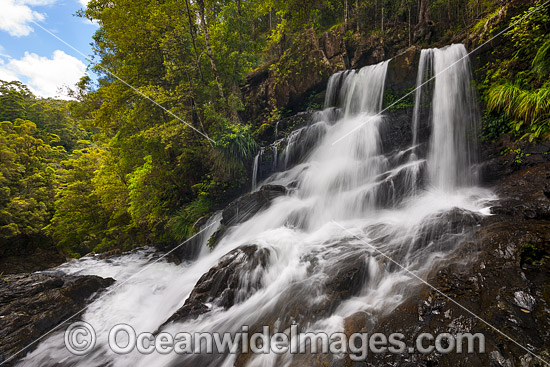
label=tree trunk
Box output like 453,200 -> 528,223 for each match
183,0 -> 205,84
381,6 -> 384,34
408,5 -> 411,46
231,0 -> 243,122
344,0 -> 349,22
356,0 -> 359,30
196,0 -> 225,100
374,0 -> 377,28
418,0 -> 431,26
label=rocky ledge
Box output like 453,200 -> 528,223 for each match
0,272 -> 114,365
341,161 -> 550,367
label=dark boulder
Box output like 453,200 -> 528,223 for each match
479,135 -> 550,185
206,184 -> 287,248
221,185 -> 288,227
0,273 -> 114,365
160,245 -> 270,327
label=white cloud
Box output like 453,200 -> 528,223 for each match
78,0 -> 88,6
0,0 -> 48,37
0,60 -> 19,82
0,50 -> 86,99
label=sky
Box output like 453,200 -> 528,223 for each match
0,0 -> 97,99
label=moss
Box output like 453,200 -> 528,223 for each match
520,243 -> 548,266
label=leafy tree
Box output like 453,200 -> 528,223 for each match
0,119 -> 63,251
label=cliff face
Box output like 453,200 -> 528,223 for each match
240,22 -> 419,125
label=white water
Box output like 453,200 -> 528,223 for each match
18,44 -> 494,367
427,44 -> 480,190
251,149 -> 262,191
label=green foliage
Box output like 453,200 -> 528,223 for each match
480,111 -> 513,141
520,243 -> 548,266
47,147 -> 111,256
167,196 -> 213,242
471,8 -> 500,34
383,87 -> 415,111
487,82 -> 550,141
0,118 -> 62,250
212,124 -> 258,180
482,1 -> 550,142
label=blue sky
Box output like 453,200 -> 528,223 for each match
0,0 -> 97,99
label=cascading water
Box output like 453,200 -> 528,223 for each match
18,44 -> 494,367
411,48 -> 434,150
427,44 -> 480,190
251,148 -> 264,191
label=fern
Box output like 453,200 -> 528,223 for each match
487,82 -> 550,141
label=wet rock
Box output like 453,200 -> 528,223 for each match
513,291 -> 536,312
161,245 -> 270,327
221,184 -> 288,226
387,46 -> 419,92
336,162 -> 550,367
234,248 -> 370,367
0,273 -> 114,365
380,107 -> 414,155
479,136 -> 550,185
97,249 -> 121,259
490,350 -> 513,367
489,162 -> 550,221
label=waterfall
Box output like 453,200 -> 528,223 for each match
412,48 -> 434,149
272,142 -> 278,170
341,62 -> 388,115
428,44 -> 480,190
19,47 -> 494,367
251,148 -> 264,191
324,70 -> 344,107
413,44 -> 480,191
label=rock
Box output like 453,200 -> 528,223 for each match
387,46 -> 419,92
160,245 -> 270,327
335,162 -> 550,367
489,162 -> 550,220
97,249 -> 121,260
513,291 -> 536,312
221,185 -> 288,226
379,107 -> 414,156
490,350 -> 513,367
0,273 -> 114,365
479,136 -> 550,185
319,28 -> 344,60
241,23 -> 414,124
351,34 -> 386,68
